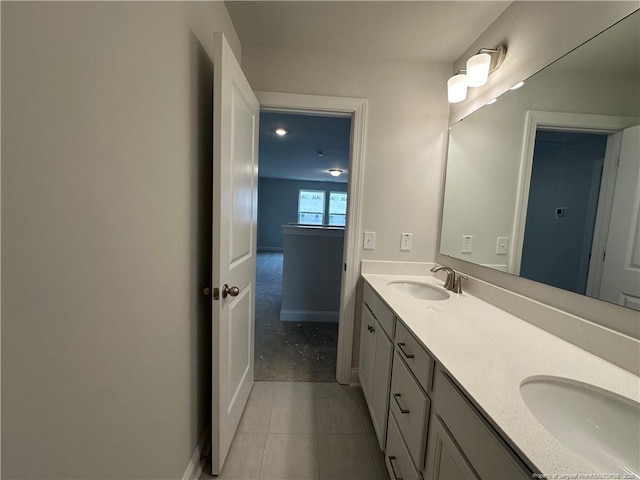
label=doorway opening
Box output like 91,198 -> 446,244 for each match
520,129 -> 609,294
513,110 -> 639,308
255,111 -> 352,382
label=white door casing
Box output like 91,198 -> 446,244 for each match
598,125 -> 640,310
211,32 -> 259,474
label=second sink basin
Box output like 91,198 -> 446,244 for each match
520,376 -> 640,477
387,281 -> 450,301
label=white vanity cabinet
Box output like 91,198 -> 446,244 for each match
359,282 -> 395,449
385,320 -> 435,479
424,415 -> 479,480
360,278 -> 535,480
424,369 -> 532,480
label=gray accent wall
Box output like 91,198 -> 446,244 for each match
258,178 -> 347,250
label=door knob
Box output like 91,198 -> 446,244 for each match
222,284 -> 240,299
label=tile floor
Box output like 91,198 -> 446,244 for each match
200,381 -> 390,480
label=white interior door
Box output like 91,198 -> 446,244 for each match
211,32 -> 259,474
598,125 -> 640,310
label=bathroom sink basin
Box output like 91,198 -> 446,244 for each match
387,281 -> 450,301
520,376 -> 640,476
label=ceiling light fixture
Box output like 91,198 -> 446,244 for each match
447,45 -> 507,103
510,81 -> 525,90
328,169 -> 342,177
275,128 -> 287,136
317,150 -> 324,157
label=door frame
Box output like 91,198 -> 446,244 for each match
256,91 -> 368,385
512,110 -> 639,279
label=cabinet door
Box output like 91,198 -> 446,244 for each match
425,416 -> 479,480
359,306 -> 376,401
370,321 -> 393,449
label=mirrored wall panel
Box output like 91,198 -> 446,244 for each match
440,10 -> 640,310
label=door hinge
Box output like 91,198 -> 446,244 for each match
213,287 -> 220,300
602,250 -> 606,262
344,263 -> 347,272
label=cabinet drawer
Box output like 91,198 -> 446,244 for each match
395,321 -> 435,393
431,370 -> 532,480
390,351 -> 430,469
385,414 -> 422,480
363,282 -> 395,338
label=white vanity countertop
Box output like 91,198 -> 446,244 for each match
362,273 -> 640,477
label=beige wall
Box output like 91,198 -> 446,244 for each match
242,47 -> 451,263
1,2 -> 240,479
438,2 -> 640,339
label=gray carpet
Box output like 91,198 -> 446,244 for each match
255,252 -> 338,381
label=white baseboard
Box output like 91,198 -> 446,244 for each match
279,309 -> 339,323
350,367 -> 360,386
182,427 -> 210,480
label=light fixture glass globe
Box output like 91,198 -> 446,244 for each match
466,53 -> 491,87
329,169 -> 342,177
447,74 -> 468,103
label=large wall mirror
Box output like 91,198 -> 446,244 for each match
440,10 -> 640,311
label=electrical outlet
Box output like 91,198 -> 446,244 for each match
496,237 -> 509,255
461,235 -> 473,253
364,231 -> 376,250
400,233 -> 413,251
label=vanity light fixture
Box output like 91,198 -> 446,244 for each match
328,169 -> 342,177
447,73 -> 468,103
275,128 -> 288,136
466,53 -> 492,87
448,45 -> 507,103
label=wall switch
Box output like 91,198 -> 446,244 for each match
400,233 -> 413,251
461,235 -> 473,253
364,231 -> 376,250
496,237 -> 509,255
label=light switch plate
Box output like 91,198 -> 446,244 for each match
364,231 -> 376,250
496,237 -> 509,255
462,235 -> 473,253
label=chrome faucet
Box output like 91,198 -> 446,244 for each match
430,265 -> 456,291
430,265 -> 468,293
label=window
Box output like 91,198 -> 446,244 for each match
329,192 -> 347,226
298,190 -> 325,225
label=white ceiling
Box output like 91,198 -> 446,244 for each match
225,1 -> 512,63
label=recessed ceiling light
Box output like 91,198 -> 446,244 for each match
329,169 -> 342,177
275,128 -> 287,136
510,81 -> 525,90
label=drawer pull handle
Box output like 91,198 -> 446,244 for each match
397,342 -> 414,359
388,455 -> 403,480
367,324 -> 376,333
392,393 -> 410,414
